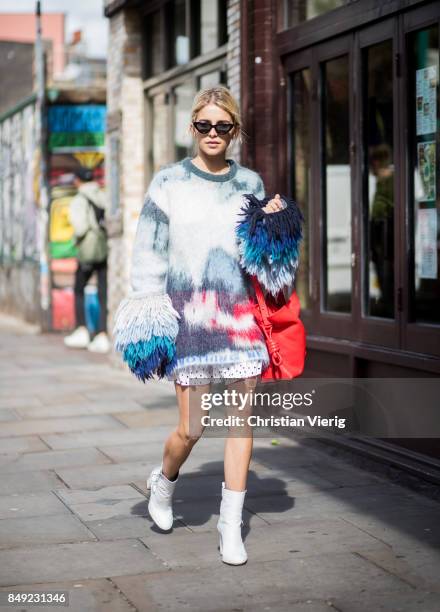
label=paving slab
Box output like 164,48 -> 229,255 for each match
139,517 -> 388,569
0,470 -> 67,495
340,507 -> 440,550
0,436 -> 49,454
0,578 -> 136,612
243,483 -> 438,524
41,425 -> 173,450
55,461 -> 154,489
331,589 -> 440,612
0,396 -> 43,410
0,415 -> 124,438
56,485 -> 145,506
354,546 -> 440,592
111,551 -> 416,612
0,492 -> 71,520
0,409 -> 19,422
0,513 -> 96,549
111,410 -> 179,428
0,447 -> 110,473
68,497 -> 148,522
84,515 -> 187,541
0,539 -> 168,586
97,439 -> 227,464
14,400 -> 145,419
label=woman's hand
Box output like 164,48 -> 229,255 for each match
262,194 -> 285,214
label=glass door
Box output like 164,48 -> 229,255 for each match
286,5 -> 440,355
287,36 -> 357,340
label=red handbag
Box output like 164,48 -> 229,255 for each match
251,275 -> 306,380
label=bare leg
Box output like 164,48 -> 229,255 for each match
224,375 -> 259,491
161,382 -> 211,480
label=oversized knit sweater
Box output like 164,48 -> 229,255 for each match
113,156 -> 303,382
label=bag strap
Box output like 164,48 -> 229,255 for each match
250,275 -> 282,366
250,275 -> 270,327
82,194 -> 106,232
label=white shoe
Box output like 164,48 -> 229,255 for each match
217,481 -> 248,565
64,326 -> 90,349
146,464 -> 179,531
87,332 -> 111,353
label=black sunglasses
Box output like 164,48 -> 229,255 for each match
192,120 -> 235,135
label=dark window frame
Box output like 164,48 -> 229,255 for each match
282,0 -> 440,357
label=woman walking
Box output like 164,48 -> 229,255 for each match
113,85 -> 301,565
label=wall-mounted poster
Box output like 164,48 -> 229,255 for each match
416,208 -> 438,280
416,65 -> 437,136
417,141 -> 436,202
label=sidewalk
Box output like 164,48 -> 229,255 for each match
0,316 -> 439,612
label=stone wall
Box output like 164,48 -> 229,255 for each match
0,100 -> 41,324
105,8 -> 145,345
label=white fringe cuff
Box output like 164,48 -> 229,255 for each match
113,292 -> 181,349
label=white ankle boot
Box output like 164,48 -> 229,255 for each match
146,464 -> 179,531
217,481 -> 248,565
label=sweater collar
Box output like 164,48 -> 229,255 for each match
183,156 -> 238,182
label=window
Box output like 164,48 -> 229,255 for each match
173,81 -> 195,160
321,55 -> 352,313
198,69 -> 226,89
362,40 -> 394,319
199,0 -> 228,54
290,68 -> 312,310
144,10 -> 163,78
143,1 -> 228,78
280,0 -> 347,29
151,93 -> 169,173
408,25 -> 439,325
172,0 -> 190,66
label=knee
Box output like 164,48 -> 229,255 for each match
176,424 -> 202,446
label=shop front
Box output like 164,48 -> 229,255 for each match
246,0 -> 440,379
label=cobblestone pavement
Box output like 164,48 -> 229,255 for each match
0,315 -> 439,611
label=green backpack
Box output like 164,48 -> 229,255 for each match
75,195 -> 108,264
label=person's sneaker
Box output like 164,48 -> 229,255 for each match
87,332 -> 111,354
64,326 -> 90,349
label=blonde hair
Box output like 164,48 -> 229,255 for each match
189,85 -> 247,147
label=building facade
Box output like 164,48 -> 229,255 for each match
104,0 -> 239,343
105,0 -> 439,380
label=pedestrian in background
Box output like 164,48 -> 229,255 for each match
64,167 -> 110,353
113,86 -> 301,565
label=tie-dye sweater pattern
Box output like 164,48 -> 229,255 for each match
113,156 -> 303,381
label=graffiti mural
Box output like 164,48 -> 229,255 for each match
47,104 -> 106,330
0,101 -> 39,264
0,100 -> 41,322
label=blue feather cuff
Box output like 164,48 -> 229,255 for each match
236,193 -> 304,296
113,293 -> 180,382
